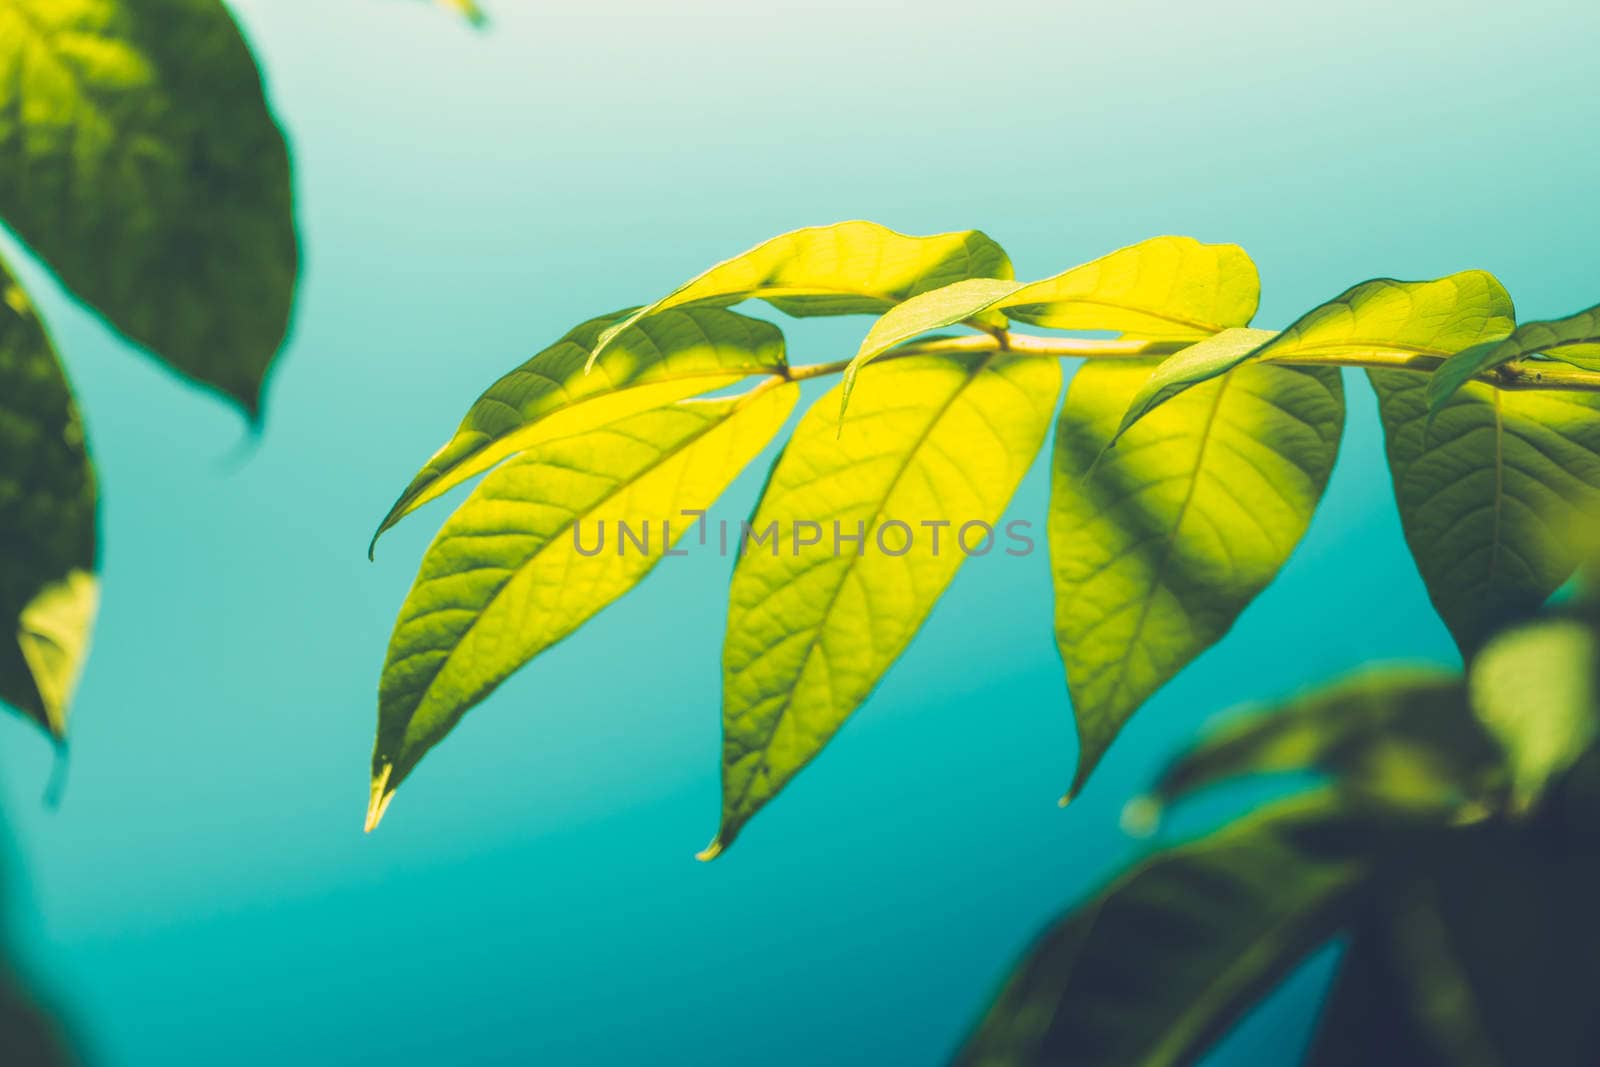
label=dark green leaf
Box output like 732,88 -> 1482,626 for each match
1428,304 -> 1600,413
0,0 -> 298,417
0,267 -> 96,739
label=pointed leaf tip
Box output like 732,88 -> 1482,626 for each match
365,765 -> 395,833
695,840 -> 724,862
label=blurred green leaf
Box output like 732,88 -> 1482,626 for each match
1428,304 -> 1600,412
369,384 -> 797,829
590,221 -> 1012,367
955,796 -> 1374,1067
370,307 -> 787,556
0,0 -> 298,418
708,352 -> 1059,857
1149,668 -> 1502,818
1468,615 -> 1600,812
1118,273 -> 1513,437
1050,361 -> 1343,799
0,268 -> 96,739
1368,371 -> 1600,656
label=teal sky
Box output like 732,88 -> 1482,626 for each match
2,1 -> 1598,1063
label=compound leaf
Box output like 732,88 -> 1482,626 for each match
1118,273 -> 1514,438
1052,361 -> 1344,799
370,307 -> 786,555
369,383 -> 798,829
1368,371 -> 1600,657
708,351 -> 1060,857
590,221 -> 1011,366
1428,303 -> 1600,413
0,0 -> 298,418
955,796 -> 1374,1067
0,269 -> 97,739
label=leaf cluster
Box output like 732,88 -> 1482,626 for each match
368,220 -> 1600,855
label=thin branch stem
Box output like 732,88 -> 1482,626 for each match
773,330 -> 1600,393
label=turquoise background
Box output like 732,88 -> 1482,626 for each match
3,0 -> 1598,1062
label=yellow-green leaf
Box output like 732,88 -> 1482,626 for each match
1003,235 -> 1260,336
1369,371 -> 1600,656
369,384 -> 798,829
708,352 -> 1060,857
1428,303 -> 1600,413
1052,360 -> 1344,799
840,237 -> 1259,416
370,307 -> 785,556
1468,615 -> 1599,812
1117,272 -> 1514,438
0,271 -> 97,739
589,221 -> 1012,367
0,0 -> 298,418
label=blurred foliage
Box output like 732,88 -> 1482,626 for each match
956,581 -> 1600,1066
0,0 -> 299,740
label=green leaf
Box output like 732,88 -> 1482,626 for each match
954,796 -> 1374,1067
368,383 -> 798,829
0,270 -> 97,739
1051,360 -> 1344,799
1468,615 -> 1599,812
0,0 -> 298,418
1002,235 -> 1260,337
707,351 -> 1060,857
1147,668 -> 1501,819
436,0 -> 488,25
589,221 -> 1012,367
1427,303 -> 1600,413
840,237 -> 1260,415
1108,328 -> 1276,439
1117,273 -> 1514,438
1305,919 -> 1454,1067
1368,371 -> 1600,656
369,307 -> 786,556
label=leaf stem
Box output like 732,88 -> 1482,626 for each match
775,331 -> 1600,393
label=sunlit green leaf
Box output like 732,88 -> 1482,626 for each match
1051,361 -> 1344,799
1117,273 -> 1514,437
589,221 -> 1011,367
1428,303 -> 1600,413
0,0 -> 298,418
1468,615 -> 1599,812
1368,371 -> 1600,656
370,308 -> 786,556
0,270 -> 96,739
369,384 -> 798,829
707,352 -> 1059,857
1146,668 -> 1501,819
841,237 -> 1259,415
955,796 -> 1374,1067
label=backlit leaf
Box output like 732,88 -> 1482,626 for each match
1368,371 -> 1600,656
1147,668 -> 1501,819
370,307 -> 786,555
841,237 -> 1259,415
955,796 -> 1374,1067
0,0 -> 298,418
0,270 -> 97,739
590,221 -> 1011,367
1428,303 -> 1600,412
707,352 -> 1060,857
368,384 -> 798,829
1052,361 -> 1344,799
1468,615 -> 1600,812
1117,273 -> 1514,438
